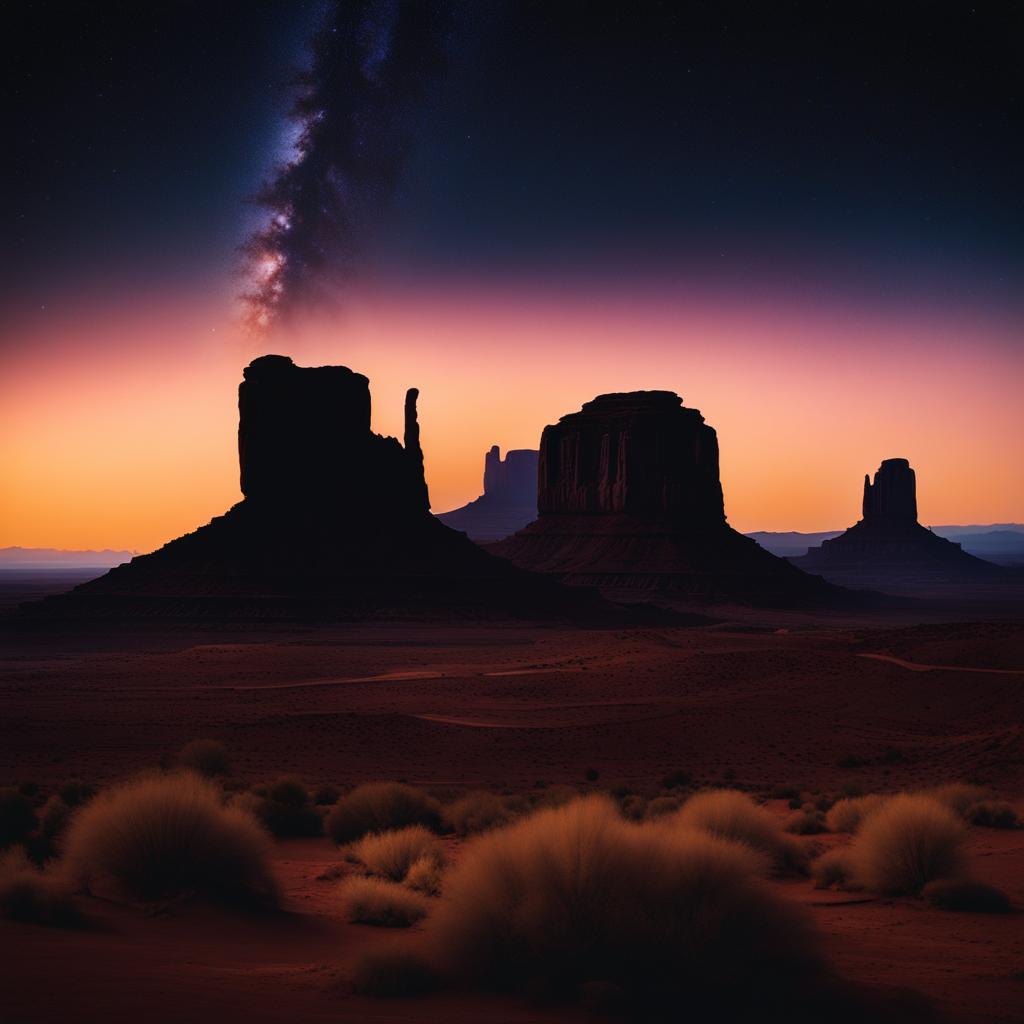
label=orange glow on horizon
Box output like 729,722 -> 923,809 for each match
1,284 -> 1021,552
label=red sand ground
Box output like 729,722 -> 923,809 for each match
2,613 -> 1023,1021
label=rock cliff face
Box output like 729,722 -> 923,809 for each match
862,458 -> 917,524
490,391 -> 835,604
23,357 -> 608,623
436,446 -> 539,542
797,458 -> 998,586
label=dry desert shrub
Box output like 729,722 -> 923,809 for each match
177,738 -> 230,777
812,848 -> 855,890
922,878 -> 1013,913
351,947 -> 439,996
443,791 -> 513,836
644,795 -> 681,820
672,789 -> 807,875
326,782 -> 441,844
429,795 -> 820,1010
57,779 -> 95,808
0,848 -> 80,926
847,794 -> 965,895
63,773 -> 278,906
341,876 -> 429,927
252,777 -> 323,838
966,800 -> 1019,829
825,795 -> 887,834
351,825 -> 443,882
928,783 -> 989,818
405,854 -> 444,895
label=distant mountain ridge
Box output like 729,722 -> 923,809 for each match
748,524 -> 1024,563
0,547 -> 134,568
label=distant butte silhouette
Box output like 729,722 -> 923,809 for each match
436,446 -> 539,542
796,458 -> 999,583
19,356 -> 620,623
488,391 -> 837,603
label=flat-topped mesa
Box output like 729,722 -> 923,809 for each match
483,446 -> 539,505
538,391 -> 725,525
489,390 -> 836,605
862,458 -> 917,524
237,354 -> 428,516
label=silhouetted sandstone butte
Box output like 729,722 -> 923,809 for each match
489,391 -> 838,604
17,356 -> 621,623
796,458 -> 999,582
436,446 -> 539,542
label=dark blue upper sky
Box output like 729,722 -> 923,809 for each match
4,1 -> 1022,321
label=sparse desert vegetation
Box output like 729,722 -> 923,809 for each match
966,799 -> 1019,829
429,795 -> 821,1011
672,789 -> 807,874
341,875 -> 430,927
177,738 -> 230,778
845,794 -> 966,895
62,773 -> 278,906
825,794 -> 887,833
0,847 -> 80,926
326,782 -> 441,843
351,825 -> 443,882
922,878 -> 1013,913
442,791 -> 513,836
246,777 -> 323,838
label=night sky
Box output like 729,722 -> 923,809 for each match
6,2 -> 1021,319
2,2 -> 1022,548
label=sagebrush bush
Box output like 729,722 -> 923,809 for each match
63,773 -> 278,905
430,796 -> 820,1010
245,778 -> 322,838
929,783 -> 988,818
848,794 -> 965,895
405,854 -> 444,895
967,800 -> 1019,829
352,825 -> 443,882
672,790 -> 806,875
811,848 -> 854,890
922,878 -> 1013,913
825,795 -> 887,834
0,788 -> 36,848
0,848 -> 80,926
644,796 -> 681,820
326,783 -> 441,844
341,876 -> 429,927
177,738 -> 230,777
351,948 -> 438,996
443,792 -> 512,836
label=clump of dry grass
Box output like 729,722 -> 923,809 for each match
313,783 -> 341,806
341,876 -> 429,927
0,848 -> 81,926
177,738 -> 230,777
643,795 -> 681,820
443,792 -> 513,836
672,789 -> 807,875
811,848 -> 855,890
63,773 -> 278,906
351,947 -> 439,996
326,783 -> 441,844
846,794 -> 965,895
405,855 -> 444,895
928,783 -> 989,818
253,777 -> 322,838
351,825 -> 443,882
429,795 -> 820,1009
825,795 -> 887,834
966,800 -> 1019,829
57,779 -> 95,808
922,878 -> 1013,913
